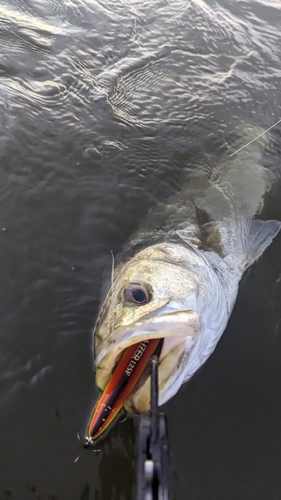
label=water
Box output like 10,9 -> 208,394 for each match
0,0 -> 281,499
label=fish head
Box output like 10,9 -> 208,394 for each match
94,242 -> 208,413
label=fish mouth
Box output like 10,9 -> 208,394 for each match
95,310 -> 198,413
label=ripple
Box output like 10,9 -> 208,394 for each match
94,48 -> 168,126
0,77 -> 70,108
0,5 -> 66,36
17,27 -> 54,50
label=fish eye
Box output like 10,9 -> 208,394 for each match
123,284 -> 150,305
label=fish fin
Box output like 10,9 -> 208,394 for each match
193,203 -> 225,257
241,219 -> 281,269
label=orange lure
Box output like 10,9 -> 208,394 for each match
86,338 -> 160,441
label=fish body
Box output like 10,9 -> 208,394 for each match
93,126 -> 281,414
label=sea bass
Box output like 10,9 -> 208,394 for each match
93,125 -> 281,417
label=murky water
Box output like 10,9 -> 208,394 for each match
0,1 -> 281,499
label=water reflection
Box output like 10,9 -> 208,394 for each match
93,417 -> 136,500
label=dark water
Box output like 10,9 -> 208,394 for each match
0,0 -> 281,499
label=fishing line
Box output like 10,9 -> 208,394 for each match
229,118 -> 281,157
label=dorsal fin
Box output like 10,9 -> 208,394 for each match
193,203 -> 225,257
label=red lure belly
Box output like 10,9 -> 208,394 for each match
86,339 -> 160,440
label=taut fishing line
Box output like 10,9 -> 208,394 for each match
230,118 -> 281,157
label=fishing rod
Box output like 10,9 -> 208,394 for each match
136,355 -> 170,500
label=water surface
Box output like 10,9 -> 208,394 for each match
0,0 -> 281,499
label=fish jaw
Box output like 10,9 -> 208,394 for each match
95,309 -> 198,413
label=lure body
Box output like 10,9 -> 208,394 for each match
86,339 -> 160,440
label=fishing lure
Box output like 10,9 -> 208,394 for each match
86,338 -> 161,441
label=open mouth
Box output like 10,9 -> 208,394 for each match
86,312 -> 198,441
95,310 -> 198,389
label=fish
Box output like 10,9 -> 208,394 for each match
92,125 -> 281,419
